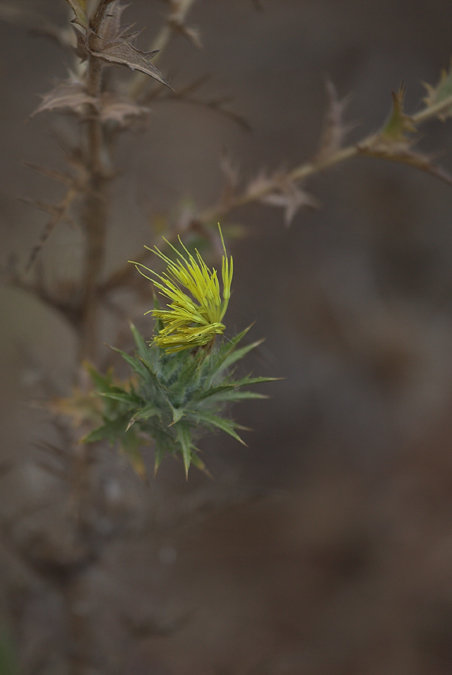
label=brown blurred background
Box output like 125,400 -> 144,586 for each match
3,0 -> 452,673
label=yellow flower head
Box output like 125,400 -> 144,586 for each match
133,225 -> 233,353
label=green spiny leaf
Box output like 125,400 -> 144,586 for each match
99,391 -> 141,407
82,416 -> 130,444
189,452 -> 210,476
111,346 -> 149,379
381,86 -> 416,141
171,407 -> 185,424
85,362 -> 115,393
130,322 -> 151,362
176,424 -> 194,477
128,402 -> 160,427
200,389 -> 268,403
154,445 -> 165,476
214,325 -> 253,363
194,411 -> 246,445
230,375 -> 280,388
218,338 -> 265,373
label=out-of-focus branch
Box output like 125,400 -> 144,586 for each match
77,1 -> 115,362
100,89 -> 452,298
128,0 -> 199,100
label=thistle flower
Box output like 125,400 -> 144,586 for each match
133,224 -> 233,353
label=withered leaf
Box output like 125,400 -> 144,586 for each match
99,0 -> 129,44
32,75 -> 95,117
246,170 -> 276,199
99,93 -> 149,126
89,27 -> 171,89
424,61 -> 452,120
260,178 -> 319,226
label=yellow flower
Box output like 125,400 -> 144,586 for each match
133,225 -> 233,353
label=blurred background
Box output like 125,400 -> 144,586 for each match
2,0 -> 452,673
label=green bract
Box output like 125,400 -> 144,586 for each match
83,324 -> 274,477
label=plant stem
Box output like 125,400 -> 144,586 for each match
77,7 -> 113,363
199,93 -> 452,221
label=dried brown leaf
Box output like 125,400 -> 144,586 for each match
99,93 -> 149,126
32,75 -> 95,117
99,0 -> 129,44
90,26 -> 171,88
260,176 -> 319,226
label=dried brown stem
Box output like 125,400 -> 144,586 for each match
77,4 -> 115,362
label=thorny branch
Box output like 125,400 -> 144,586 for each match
100,88 -> 452,296
77,0 -> 115,362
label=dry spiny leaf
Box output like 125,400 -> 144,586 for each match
98,93 -> 149,126
32,73 -> 95,117
89,25 -> 171,88
258,174 -> 319,226
423,60 -> 452,120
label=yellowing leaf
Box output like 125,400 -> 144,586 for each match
381,86 -> 416,141
64,0 -> 89,30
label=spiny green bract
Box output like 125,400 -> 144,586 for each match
82,324 -> 274,477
